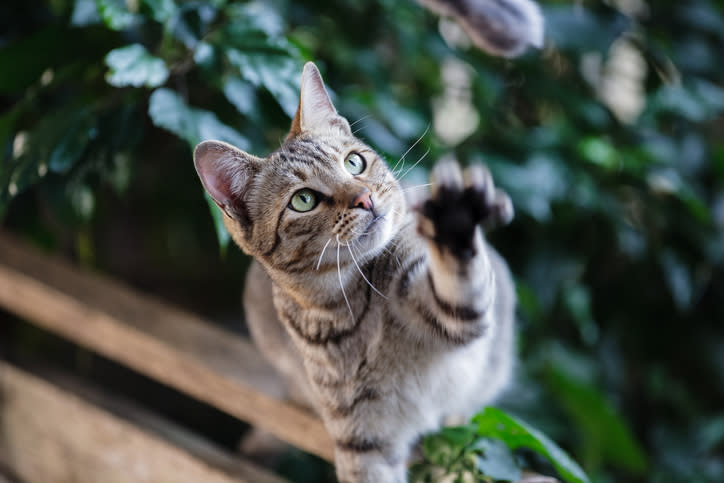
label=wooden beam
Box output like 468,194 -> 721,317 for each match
0,231 -> 334,461
0,361 -> 287,483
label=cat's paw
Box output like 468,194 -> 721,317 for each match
417,159 -> 513,260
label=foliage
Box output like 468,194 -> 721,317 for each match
411,407 -> 589,483
1,0 -> 724,482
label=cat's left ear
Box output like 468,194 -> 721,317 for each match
287,62 -> 351,138
193,140 -> 260,227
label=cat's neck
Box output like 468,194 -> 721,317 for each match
265,260 -> 362,309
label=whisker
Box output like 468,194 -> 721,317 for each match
401,183 -> 432,192
316,238 -> 333,270
398,147 -> 430,181
392,125 -> 430,176
347,244 -> 388,299
336,236 -> 355,323
349,114 -> 371,127
353,123 -> 369,135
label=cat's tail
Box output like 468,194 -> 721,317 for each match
419,0 -> 545,57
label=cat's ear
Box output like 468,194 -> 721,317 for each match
288,62 -> 351,138
194,140 -> 260,225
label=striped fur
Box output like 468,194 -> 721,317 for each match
194,63 -> 515,483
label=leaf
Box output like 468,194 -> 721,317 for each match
105,44 -> 169,88
492,154 -> 568,222
578,137 -> 618,170
71,0 -> 102,27
473,407 -> 591,483
168,3 -> 220,49
658,249 -> 694,311
543,5 -> 628,53
95,0 -> 138,31
224,1 -> 284,37
545,366 -> 648,474
1,104 -> 96,209
205,192 -> 230,254
471,438 -> 522,482
70,183 -> 96,222
222,77 -> 258,118
225,46 -> 301,117
143,0 -> 177,23
217,4 -> 302,118
148,88 -> 249,150
421,425 -> 476,467
47,110 -> 97,173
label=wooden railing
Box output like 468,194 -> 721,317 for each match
0,231 -> 330,482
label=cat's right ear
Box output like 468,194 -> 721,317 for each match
287,62 -> 351,138
194,140 -> 260,226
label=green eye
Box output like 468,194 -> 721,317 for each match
344,152 -> 366,175
290,188 -> 318,212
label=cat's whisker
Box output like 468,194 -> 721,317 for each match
397,147 -> 430,181
349,114 -> 371,127
347,244 -> 388,299
316,238 -> 333,270
336,235 -> 355,323
401,183 -> 432,193
392,125 -> 430,176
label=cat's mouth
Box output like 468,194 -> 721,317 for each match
360,213 -> 385,237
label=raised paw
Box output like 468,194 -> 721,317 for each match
417,159 -> 513,260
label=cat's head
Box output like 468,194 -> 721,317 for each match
194,62 -> 405,275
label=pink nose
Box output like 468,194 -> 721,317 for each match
350,189 -> 374,211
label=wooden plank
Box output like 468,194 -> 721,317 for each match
0,231 -> 334,461
0,361 -> 287,483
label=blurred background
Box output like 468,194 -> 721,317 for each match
1,0 -> 723,482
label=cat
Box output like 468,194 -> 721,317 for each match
420,0 -> 544,57
194,62 -> 516,483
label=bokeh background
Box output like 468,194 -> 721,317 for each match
1,0 -> 723,482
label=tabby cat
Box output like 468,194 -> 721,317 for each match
194,62 -> 516,483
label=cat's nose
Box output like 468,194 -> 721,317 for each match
350,188 -> 374,211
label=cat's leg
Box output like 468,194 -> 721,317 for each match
402,158 -> 514,346
334,448 -> 407,483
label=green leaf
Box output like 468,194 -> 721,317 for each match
471,438 -> 522,482
71,0 -> 102,27
47,110 -> 97,173
105,44 -> 169,88
224,1 -> 284,37
1,104 -> 96,209
205,192 -> 230,254
473,407 -> 591,483
143,0 -> 177,23
222,77 -> 258,118
225,46 -> 301,118
421,425 -> 476,467
578,137 -> 618,170
70,183 -> 96,222
148,88 -> 249,150
96,0 -> 138,31
546,366 -> 648,474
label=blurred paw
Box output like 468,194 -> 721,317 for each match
417,159 -> 513,260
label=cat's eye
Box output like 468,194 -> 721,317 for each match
289,188 -> 318,212
344,152 -> 366,175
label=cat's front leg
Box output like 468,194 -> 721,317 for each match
409,159 -> 513,344
334,449 -> 407,483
